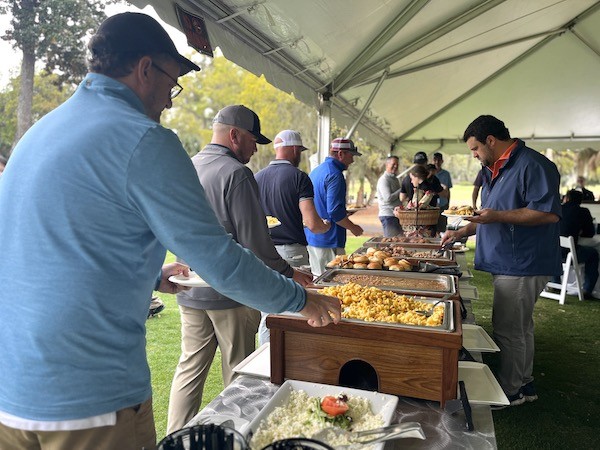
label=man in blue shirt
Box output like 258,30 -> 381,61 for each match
442,115 -> 561,408
0,13 -> 340,450
305,138 -> 364,275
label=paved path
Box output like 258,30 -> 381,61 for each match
349,204 -> 382,237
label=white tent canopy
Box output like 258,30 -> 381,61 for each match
130,0 -> 600,155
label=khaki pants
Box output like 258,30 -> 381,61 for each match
307,246 -> 345,277
0,398 -> 156,450
167,305 -> 260,434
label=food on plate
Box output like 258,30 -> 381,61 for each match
320,283 -> 445,326
266,215 -> 281,226
320,395 -> 349,417
249,390 -> 383,449
447,205 -> 476,216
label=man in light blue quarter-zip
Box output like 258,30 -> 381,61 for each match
0,12 -> 340,450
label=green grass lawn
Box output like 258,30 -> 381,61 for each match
148,243 -> 600,448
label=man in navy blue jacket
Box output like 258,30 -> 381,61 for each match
442,115 -> 561,408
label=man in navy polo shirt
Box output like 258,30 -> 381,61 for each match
442,115 -> 561,407
255,130 -> 330,343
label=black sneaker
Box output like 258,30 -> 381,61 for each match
521,381 -> 538,402
491,390 -> 525,410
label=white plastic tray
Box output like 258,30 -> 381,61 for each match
458,361 -> 509,405
462,324 -> 500,352
232,343 -> 270,379
460,285 -> 479,299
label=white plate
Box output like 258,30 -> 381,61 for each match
266,216 -> 281,229
168,271 -> 209,288
232,343 -> 270,379
462,324 -> 500,352
246,380 -> 399,449
458,362 -> 509,405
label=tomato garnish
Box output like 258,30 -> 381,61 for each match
320,395 -> 349,416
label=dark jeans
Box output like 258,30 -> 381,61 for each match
379,216 -> 402,237
553,244 -> 599,293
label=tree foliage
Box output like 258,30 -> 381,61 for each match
164,55 -> 317,173
0,0 -> 113,149
0,72 -> 72,156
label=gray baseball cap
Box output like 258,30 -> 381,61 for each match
212,105 -> 271,144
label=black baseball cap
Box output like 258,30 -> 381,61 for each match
93,12 -> 200,76
213,105 -> 271,144
413,151 -> 428,164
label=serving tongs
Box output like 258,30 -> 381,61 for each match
418,261 -> 462,276
313,422 -> 425,449
435,241 -> 454,256
415,294 -> 451,317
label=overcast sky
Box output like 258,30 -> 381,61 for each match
0,2 -> 190,87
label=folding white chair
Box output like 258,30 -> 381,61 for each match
540,236 -> 585,304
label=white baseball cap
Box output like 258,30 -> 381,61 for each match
273,130 -> 307,151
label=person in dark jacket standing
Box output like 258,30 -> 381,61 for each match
442,115 -> 561,408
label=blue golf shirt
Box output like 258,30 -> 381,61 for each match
305,157 -> 348,248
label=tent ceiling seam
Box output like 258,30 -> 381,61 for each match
332,0 -> 430,93
571,28 -> 600,58
343,0 -> 507,92
351,26 -> 568,89
395,32 -> 562,142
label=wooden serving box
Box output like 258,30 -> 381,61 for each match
267,303 -> 463,407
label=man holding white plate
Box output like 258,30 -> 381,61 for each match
0,14 -> 340,450
442,115 -> 561,408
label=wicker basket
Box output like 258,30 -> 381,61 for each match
394,208 -> 441,226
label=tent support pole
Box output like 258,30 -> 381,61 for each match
316,91 -> 332,166
345,69 -> 389,141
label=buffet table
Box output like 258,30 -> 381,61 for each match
195,374 -> 495,449
189,252 -> 497,448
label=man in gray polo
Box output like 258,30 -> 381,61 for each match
167,106 -> 313,432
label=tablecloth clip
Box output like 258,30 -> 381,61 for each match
444,380 -> 475,432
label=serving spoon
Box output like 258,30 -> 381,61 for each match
312,422 -> 425,449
